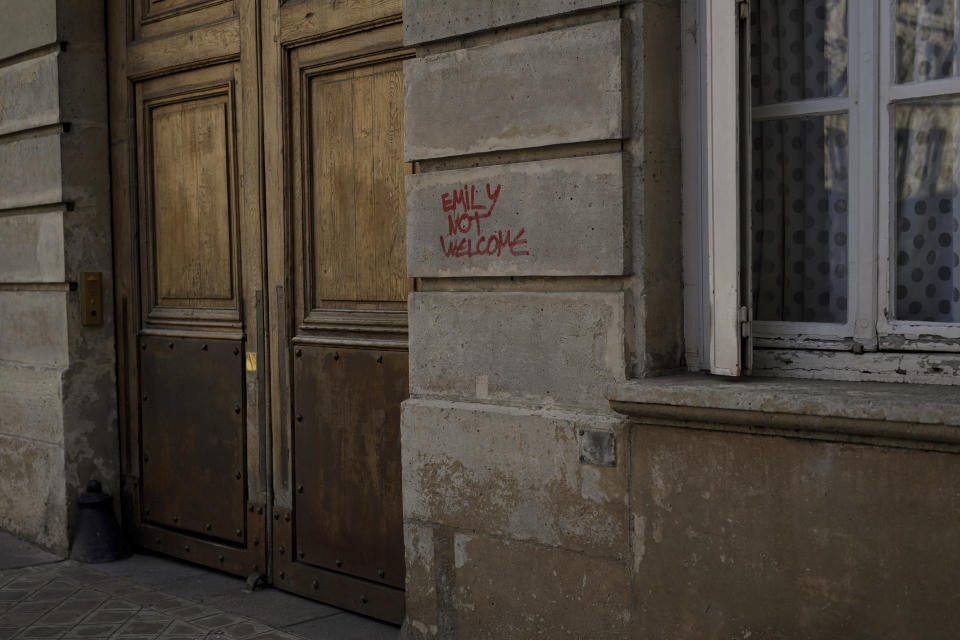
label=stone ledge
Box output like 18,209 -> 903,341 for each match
608,374 -> 960,452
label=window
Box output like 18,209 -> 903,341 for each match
685,0 -> 960,379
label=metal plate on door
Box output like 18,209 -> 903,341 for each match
140,336 -> 247,544
292,346 -> 407,589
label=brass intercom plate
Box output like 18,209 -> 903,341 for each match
80,272 -> 104,326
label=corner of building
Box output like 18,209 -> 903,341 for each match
0,0 -> 117,555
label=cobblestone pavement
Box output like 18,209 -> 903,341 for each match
0,533 -> 401,640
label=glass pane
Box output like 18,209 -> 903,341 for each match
895,0 -> 960,84
893,99 -> 960,323
751,115 -> 850,323
750,0 -> 849,106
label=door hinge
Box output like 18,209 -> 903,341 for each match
737,0 -> 750,21
738,305 -> 751,338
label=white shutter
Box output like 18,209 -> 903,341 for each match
704,0 -> 745,376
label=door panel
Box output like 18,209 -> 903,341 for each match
138,66 -> 241,323
267,7 -> 412,623
293,347 -> 407,590
309,61 -> 408,307
140,335 -> 245,544
109,0 -> 267,580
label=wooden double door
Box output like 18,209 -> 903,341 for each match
108,0 -> 411,622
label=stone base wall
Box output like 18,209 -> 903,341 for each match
629,422 -> 960,639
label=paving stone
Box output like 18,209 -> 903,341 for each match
8,600 -> 57,613
165,603 -> 221,622
155,572 -> 245,603
54,569 -> 112,587
192,612 -> 247,630
0,545 -> 384,640
61,622 -> 121,638
91,555 -> 207,588
5,577 -> 50,591
0,590 -> 32,602
33,609 -> 87,626
0,610 -> 44,627
157,620 -> 203,636
14,625 -> 68,638
114,611 -> 172,635
205,588 -> 340,628
9,601 -> 58,614
96,598 -> 140,612
144,595 -> 194,612
219,620 -> 274,639
116,622 -> 170,635
92,580 -> 146,597
80,609 -> 136,625
284,613 -> 400,640
25,588 -> 76,603
55,594 -> 106,610
0,533 -> 60,572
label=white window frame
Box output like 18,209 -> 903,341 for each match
877,3 -> 960,350
683,0 -> 960,380
750,2 -> 878,352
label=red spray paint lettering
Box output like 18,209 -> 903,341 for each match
438,183 -> 530,259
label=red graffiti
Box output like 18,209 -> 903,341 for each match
438,183 -> 529,259
442,183 -> 500,236
440,228 -> 529,258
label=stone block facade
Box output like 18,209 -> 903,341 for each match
400,2 -> 681,636
0,0 -> 116,553
0,0 -> 955,637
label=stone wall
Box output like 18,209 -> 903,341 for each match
401,1 -> 681,637
0,0 -> 117,554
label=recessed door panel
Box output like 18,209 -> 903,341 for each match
140,336 -> 246,544
293,347 -> 407,589
309,62 -> 408,307
151,95 -> 235,306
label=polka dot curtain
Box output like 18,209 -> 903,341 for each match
894,0 -> 960,323
750,0 -> 849,323
750,0 -> 960,325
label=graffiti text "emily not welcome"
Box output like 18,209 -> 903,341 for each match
439,184 -> 530,258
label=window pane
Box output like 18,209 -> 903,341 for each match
751,115 -> 850,323
750,0 -> 849,106
894,99 -> 960,323
895,0 -> 960,84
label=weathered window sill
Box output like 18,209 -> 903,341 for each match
608,374 -> 960,453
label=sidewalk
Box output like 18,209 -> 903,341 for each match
0,531 -> 401,640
